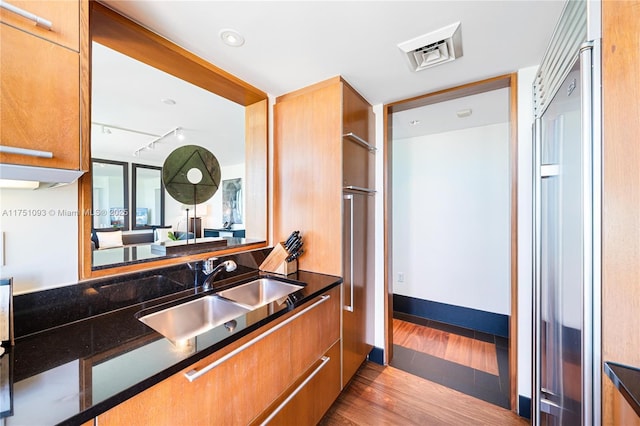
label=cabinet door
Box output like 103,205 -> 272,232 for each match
98,324 -> 294,426
342,83 -> 374,189
259,341 -> 341,426
342,192 -> 373,385
289,286 -> 340,376
0,0 -> 79,51
0,24 -> 80,170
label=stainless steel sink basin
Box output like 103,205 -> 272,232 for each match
138,295 -> 250,342
216,278 -> 304,309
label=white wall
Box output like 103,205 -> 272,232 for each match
391,123 -> 511,315
0,184 -> 80,294
517,65 -> 537,401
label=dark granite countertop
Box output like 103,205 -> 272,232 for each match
604,361 -> 640,418
3,249 -> 341,425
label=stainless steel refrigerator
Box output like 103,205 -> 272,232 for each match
532,1 -> 602,424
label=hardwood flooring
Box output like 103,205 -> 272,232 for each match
390,315 -> 511,409
320,362 -> 528,425
392,318 -> 499,375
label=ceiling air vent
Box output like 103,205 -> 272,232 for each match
398,22 -> 463,72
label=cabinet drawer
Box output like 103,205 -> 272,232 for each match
0,0 -> 79,51
0,23 -> 80,170
289,286 -> 340,377
256,341 -> 342,426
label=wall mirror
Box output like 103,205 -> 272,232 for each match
81,3 -> 268,278
132,164 -> 164,229
91,159 -> 129,231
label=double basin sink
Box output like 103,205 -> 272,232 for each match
138,278 -> 304,342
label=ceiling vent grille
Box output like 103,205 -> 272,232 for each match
398,22 -> 463,72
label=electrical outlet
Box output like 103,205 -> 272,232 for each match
398,272 -> 404,283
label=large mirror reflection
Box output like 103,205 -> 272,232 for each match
91,35 -> 266,269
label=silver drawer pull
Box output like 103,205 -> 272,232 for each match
0,1 -> 53,30
184,294 -> 331,382
0,145 -> 53,158
261,356 -> 331,425
343,185 -> 376,194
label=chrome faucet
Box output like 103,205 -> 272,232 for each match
201,258 -> 237,291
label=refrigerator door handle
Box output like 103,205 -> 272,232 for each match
343,194 -> 354,312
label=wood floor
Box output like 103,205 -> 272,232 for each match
320,362 -> 528,425
392,318 -> 499,375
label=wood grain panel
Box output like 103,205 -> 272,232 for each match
273,78 -> 343,276
254,341 -> 342,426
0,0 -> 79,50
245,99 -> 269,240
320,362 -> 527,425
0,24 -> 80,170
603,378 -> 640,426
98,319 -> 294,425
289,286 -> 340,376
602,0 -> 640,422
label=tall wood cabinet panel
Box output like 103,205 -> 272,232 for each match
602,0 -> 640,423
0,0 -> 85,170
274,76 -> 374,388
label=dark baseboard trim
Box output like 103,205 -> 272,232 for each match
518,395 -> 531,419
393,294 -> 509,338
368,346 -> 384,365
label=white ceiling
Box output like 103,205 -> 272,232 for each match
91,43 -> 245,166
95,0 -> 565,153
101,0 -> 564,104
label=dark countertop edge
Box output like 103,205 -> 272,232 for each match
57,277 -> 342,426
92,238 -> 265,270
604,361 -> 640,418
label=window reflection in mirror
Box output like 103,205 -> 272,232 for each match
92,159 -> 129,230
132,164 -> 164,229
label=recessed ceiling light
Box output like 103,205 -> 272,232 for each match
409,120 -> 421,126
456,108 -> 472,118
161,98 -> 176,105
220,29 -> 245,47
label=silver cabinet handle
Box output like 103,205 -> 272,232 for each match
343,185 -> 376,194
0,1 -> 53,30
184,294 -> 331,382
0,145 -> 53,158
260,355 -> 331,425
343,132 -> 376,153
343,194 -> 354,312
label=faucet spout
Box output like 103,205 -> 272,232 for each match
201,258 -> 237,291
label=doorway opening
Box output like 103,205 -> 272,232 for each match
383,74 -> 518,410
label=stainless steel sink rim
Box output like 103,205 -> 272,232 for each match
215,278 -> 304,310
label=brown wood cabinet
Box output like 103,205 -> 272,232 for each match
274,77 -> 375,388
96,286 -> 340,425
0,0 -> 86,171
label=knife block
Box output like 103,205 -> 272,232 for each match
259,243 -> 298,275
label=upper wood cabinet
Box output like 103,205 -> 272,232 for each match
274,76 -> 375,275
0,0 -> 86,170
0,0 -> 80,50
